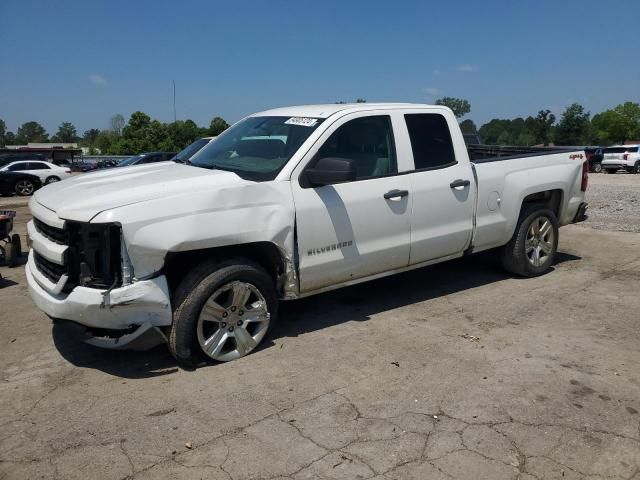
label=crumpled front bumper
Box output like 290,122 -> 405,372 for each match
26,251 -> 173,348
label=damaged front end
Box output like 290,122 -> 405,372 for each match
27,216 -> 172,350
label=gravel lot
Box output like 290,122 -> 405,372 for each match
1,173 -> 639,480
581,173 -> 640,233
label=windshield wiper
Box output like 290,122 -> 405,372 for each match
173,157 -> 191,165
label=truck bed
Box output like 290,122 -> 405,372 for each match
468,144 -> 576,163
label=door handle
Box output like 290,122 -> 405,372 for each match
449,179 -> 471,189
384,189 -> 409,200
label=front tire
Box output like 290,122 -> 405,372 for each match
593,162 -> 602,173
169,259 -> 278,368
500,205 -> 559,277
15,179 -> 35,196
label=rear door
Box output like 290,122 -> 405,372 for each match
291,112 -> 412,293
27,162 -> 50,181
400,111 -> 475,264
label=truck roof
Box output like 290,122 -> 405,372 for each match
251,103 -> 435,119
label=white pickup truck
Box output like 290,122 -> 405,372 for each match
26,103 -> 589,366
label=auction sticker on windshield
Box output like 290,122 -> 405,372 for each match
285,117 -> 319,127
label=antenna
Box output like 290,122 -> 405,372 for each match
172,80 -> 177,122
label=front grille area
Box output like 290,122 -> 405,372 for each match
33,251 -> 66,284
34,217 -> 68,244
31,217 -> 122,292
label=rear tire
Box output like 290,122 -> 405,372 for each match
44,176 -> 61,185
169,258 -> 278,368
500,205 -> 559,277
634,162 -> 640,174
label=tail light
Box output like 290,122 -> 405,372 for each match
623,154 -> 628,160
581,160 -> 589,192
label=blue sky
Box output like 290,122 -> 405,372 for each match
1,0 -> 639,134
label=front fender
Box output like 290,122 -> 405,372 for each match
91,181 -> 296,279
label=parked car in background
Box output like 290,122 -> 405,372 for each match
116,152 -> 176,167
584,147 -> 604,173
602,145 -> 640,174
0,160 -> 72,185
171,137 -> 217,164
0,171 -> 42,196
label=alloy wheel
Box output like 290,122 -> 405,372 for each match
197,281 -> 270,362
525,216 -> 555,267
16,180 -> 34,196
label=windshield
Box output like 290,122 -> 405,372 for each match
172,138 -> 210,162
190,116 -> 324,180
117,154 -> 144,166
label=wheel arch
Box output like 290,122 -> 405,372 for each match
520,189 -> 563,219
163,241 -> 293,300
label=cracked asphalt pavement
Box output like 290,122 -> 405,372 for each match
1,175 -> 639,479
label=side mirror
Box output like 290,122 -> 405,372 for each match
304,157 -> 357,186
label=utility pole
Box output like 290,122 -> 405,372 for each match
173,80 -> 177,122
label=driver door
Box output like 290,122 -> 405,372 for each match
291,113 -> 411,293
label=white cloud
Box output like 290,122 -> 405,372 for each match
423,87 -> 440,96
456,64 -> 478,72
432,68 -> 441,76
88,74 -> 107,86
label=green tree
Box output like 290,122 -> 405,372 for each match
95,130 -> 119,153
435,97 -> 471,118
591,102 -> 640,144
591,110 -> 626,145
478,119 -> 511,144
459,119 -> 477,134
208,117 -> 229,137
15,121 -> 49,143
4,131 -> 16,145
532,110 -> 556,145
53,122 -> 78,143
163,119 -> 203,150
554,103 -> 590,145
82,128 -> 101,146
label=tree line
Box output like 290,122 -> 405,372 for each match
1,99 -> 639,153
436,97 -> 640,146
0,113 -> 230,154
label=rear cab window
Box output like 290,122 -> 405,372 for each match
404,114 -> 457,170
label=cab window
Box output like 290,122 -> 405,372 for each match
316,115 -> 397,180
404,114 -> 457,170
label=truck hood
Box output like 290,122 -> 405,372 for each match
33,162 -> 246,222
